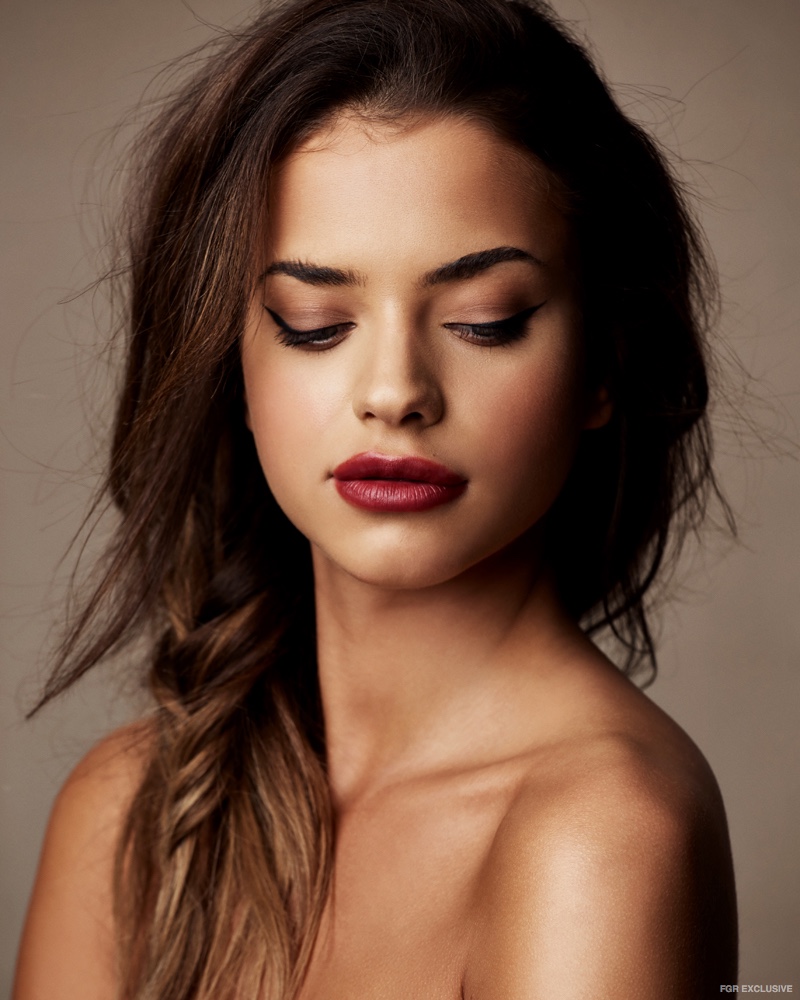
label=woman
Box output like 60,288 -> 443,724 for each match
14,0 -> 738,997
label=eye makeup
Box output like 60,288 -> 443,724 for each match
264,307 -> 353,349
263,302 -> 547,351
442,303 -> 546,347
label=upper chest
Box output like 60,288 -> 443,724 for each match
296,769 -> 517,1000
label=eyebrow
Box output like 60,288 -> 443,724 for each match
262,260 -> 362,286
261,246 -> 544,289
421,246 -> 545,286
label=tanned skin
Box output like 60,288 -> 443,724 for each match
14,117 -> 737,1000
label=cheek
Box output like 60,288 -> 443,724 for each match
243,356 -> 339,491
470,353 -> 586,506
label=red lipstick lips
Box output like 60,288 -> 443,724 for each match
332,453 -> 467,512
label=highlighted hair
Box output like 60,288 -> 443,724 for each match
37,0 -> 726,995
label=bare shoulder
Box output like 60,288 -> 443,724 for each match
464,721 -> 738,999
38,718 -> 153,869
53,718 -> 152,814
13,720 -> 154,1000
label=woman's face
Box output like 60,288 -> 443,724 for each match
241,115 -> 608,589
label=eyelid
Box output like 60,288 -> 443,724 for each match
264,306 -> 353,351
442,303 -> 546,330
264,306 -> 351,335
442,302 -> 546,347
263,301 -> 546,351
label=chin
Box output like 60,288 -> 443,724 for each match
357,562 -> 468,591
313,543 -> 463,590
310,523 -> 531,592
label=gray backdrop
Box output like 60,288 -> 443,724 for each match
2,0 -> 798,991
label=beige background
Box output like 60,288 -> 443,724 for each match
2,0 -> 798,990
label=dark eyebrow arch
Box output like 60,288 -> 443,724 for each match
260,245 -> 543,289
421,246 -> 545,286
261,260 -> 364,286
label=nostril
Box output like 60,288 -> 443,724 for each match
354,371 -> 445,428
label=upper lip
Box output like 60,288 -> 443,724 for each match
333,452 -> 466,485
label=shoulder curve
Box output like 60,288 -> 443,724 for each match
464,731 -> 738,999
13,719 -> 156,1000
489,730 -> 723,888
62,717 -> 155,802
516,725 -> 725,828
48,718 -> 156,849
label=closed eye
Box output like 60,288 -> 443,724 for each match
265,307 -> 354,350
265,301 -> 546,350
443,303 -> 546,346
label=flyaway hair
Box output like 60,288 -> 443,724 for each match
35,0 -> 726,996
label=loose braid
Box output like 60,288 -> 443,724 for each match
35,0 -> 727,995
114,582 -> 333,998
106,403 -> 334,996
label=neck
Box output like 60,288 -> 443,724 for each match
311,533 -> 583,808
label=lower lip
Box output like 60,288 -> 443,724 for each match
334,478 -> 467,512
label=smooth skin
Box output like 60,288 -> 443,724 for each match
14,116 -> 737,999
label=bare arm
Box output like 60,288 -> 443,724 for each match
465,745 -> 738,999
13,725 -> 150,1000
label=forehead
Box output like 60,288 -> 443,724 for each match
266,115 -> 572,278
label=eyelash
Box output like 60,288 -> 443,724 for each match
443,304 -> 544,347
264,303 -> 545,351
265,308 -> 354,350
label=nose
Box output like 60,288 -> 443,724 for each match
352,320 -> 444,429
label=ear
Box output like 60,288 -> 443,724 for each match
583,385 -> 613,430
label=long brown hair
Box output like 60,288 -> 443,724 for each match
36,0 -> 727,995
